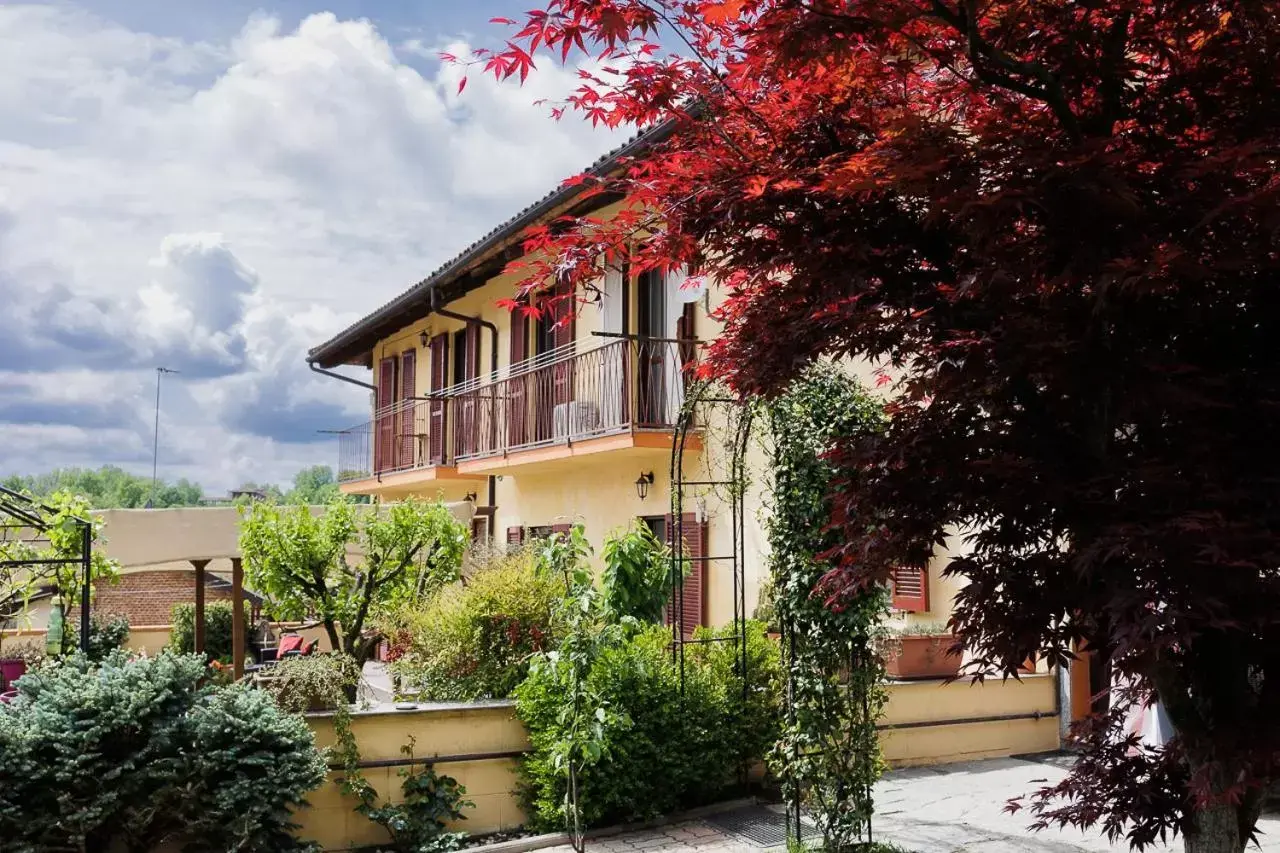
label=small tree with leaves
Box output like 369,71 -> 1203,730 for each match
0,491 -> 118,653
238,498 -> 467,670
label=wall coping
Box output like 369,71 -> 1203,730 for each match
307,698 -> 517,720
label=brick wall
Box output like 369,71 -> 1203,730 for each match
82,571 -> 233,627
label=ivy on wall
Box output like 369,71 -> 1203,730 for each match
764,363 -> 890,850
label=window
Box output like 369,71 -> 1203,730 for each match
452,329 -> 467,386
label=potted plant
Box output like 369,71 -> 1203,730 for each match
0,640 -> 45,692
259,652 -> 361,713
881,622 -> 962,679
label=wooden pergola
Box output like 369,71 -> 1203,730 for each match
188,557 -> 248,679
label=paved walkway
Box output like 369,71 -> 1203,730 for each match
536,757 -> 1280,853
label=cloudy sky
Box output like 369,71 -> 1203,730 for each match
0,1 -> 625,492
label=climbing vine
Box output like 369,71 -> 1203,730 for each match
764,363 -> 890,851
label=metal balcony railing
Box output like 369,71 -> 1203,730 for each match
451,338 -> 690,462
336,397 -> 441,483
335,338 -> 691,482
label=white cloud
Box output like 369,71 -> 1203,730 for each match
0,4 -> 623,491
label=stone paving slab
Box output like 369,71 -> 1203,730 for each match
534,758 -> 1280,853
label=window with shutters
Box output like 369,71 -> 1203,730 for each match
646,514 -> 706,638
526,525 -> 556,542
428,334 -> 449,464
509,306 -> 530,446
890,566 -> 929,613
374,357 -> 397,474
398,349 -> 416,469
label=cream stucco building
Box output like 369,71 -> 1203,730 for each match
306,127 -> 961,635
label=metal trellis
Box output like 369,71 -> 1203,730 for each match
0,484 -> 94,652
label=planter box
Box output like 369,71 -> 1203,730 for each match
884,634 -> 961,679
0,659 -> 26,691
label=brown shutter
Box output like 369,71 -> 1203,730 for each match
428,333 -> 449,464
374,357 -> 397,474
506,526 -> 525,547
510,306 -> 529,365
465,323 -> 480,381
551,281 -> 576,414
551,523 -> 573,536
890,566 -> 930,613
665,513 -> 706,638
552,280 -> 575,350
399,349 -> 416,468
509,306 -> 529,446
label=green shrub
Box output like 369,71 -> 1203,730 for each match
359,736 -> 474,853
170,600 -> 250,662
86,613 -> 130,661
688,620 -> 783,774
386,550 -> 566,701
516,623 -> 775,831
600,523 -> 672,623
262,652 -> 362,713
0,650 -> 325,853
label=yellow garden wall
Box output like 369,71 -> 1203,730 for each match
297,701 -> 530,852
880,674 -> 1059,766
0,622 -> 333,658
125,625 -> 172,655
296,676 -> 1057,851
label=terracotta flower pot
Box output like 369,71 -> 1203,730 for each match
883,634 -> 962,679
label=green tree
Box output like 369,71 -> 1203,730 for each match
1,466 -> 203,508
238,498 -> 468,669
284,465 -> 343,505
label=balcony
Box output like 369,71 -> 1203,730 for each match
336,338 -> 698,489
335,398 -> 486,494
447,338 -> 698,475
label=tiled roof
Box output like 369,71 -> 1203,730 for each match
307,120 -> 676,368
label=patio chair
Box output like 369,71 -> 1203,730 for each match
278,634 -> 306,659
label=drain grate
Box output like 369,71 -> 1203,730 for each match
703,805 -> 817,848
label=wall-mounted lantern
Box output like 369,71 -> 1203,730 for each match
419,330 -> 430,348
635,471 -> 655,501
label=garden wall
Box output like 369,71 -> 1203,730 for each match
880,673 -> 1059,766
298,701 -> 529,851
299,676 -> 1058,851
0,621 -> 333,657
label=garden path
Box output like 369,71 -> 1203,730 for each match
532,758 -> 1280,853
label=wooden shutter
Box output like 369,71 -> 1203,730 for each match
551,281 -> 576,418
509,306 -> 529,447
374,357 -> 397,474
890,566 -> 929,613
428,333 -> 449,464
551,280 -> 575,349
464,323 -> 480,380
665,513 -> 706,638
399,349 -> 416,468
454,324 -> 477,459
551,523 -> 573,537
506,526 -> 525,548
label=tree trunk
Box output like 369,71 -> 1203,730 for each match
1184,803 -> 1243,853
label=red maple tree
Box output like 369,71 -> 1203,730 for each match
475,3 -> 1280,851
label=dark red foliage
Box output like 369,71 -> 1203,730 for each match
480,2 -> 1280,848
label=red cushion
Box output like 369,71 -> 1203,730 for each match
303,640 -> 320,656
278,635 -> 304,655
